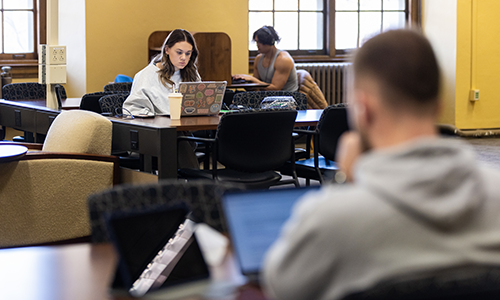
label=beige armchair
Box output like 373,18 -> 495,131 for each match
0,110 -> 119,248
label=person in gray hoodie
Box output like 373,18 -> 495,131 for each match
263,29 -> 500,300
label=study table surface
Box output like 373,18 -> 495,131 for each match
226,83 -> 270,90
0,98 -> 322,179
0,243 -> 267,300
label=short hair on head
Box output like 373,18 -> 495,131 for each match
353,29 -> 440,114
253,26 -> 281,45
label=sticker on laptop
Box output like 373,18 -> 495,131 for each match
210,104 -> 220,113
184,107 -> 196,114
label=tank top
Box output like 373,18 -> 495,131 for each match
257,49 -> 298,92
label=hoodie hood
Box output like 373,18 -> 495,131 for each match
355,138 -> 484,230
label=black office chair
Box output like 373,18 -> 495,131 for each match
280,104 -> 349,185
2,82 -> 67,101
2,83 -> 67,142
99,93 -> 129,116
178,109 -> 300,190
103,82 -> 133,92
80,91 -> 128,114
87,179 -> 245,243
342,265 -> 500,300
97,93 -> 140,169
232,91 -> 308,110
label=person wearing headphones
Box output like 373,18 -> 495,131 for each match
232,26 -> 298,92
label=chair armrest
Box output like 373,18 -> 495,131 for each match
0,141 -> 43,150
177,136 -> 215,144
22,152 -> 120,185
293,129 -> 317,135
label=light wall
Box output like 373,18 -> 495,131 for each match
422,0 -> 457,125
83,0 -> 249,94
423,0 -> 500,129
59,0 -> 86,98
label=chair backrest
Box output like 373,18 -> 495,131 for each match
80,91 -> 127,113
216,109 -> 297,172
296,69 -> 328,109
232,91 -> 308,110
42,110 -> 112,155
87,179 -> 245,243
316,104 -> 349,161
99,93 -> 129,115
342,265 -> 500,300
2,82 -> 67,100
104,82 -> 133,92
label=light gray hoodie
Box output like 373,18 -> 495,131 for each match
263,137 -> 500,300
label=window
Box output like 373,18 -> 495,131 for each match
0,0 -> 37,60
249,0 -> 327,56
249,0 -> 417,59
335,0 -> 407,52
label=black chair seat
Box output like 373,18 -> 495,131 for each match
179,168 -> 282,189
281,104 -> 348,185
178,109 -> 300,189
295,156 -> 338,169
279,157 -> 338,182
342,265 -> 500,300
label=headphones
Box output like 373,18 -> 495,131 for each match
261,26 -> 275,44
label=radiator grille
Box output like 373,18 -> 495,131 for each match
296,63 -> 352,105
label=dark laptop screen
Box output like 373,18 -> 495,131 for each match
222,187 -> 320,276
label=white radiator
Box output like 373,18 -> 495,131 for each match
296,63 -> 352,105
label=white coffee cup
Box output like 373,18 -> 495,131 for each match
168,92 -> 183,119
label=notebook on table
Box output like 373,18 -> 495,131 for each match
177,81 -> 227,116
221,186 -> 320,282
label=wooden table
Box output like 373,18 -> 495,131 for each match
0,99 -> 322,179
0,243 -> 267,300
226,83 -> 270,90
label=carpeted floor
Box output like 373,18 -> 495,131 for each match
462,137 -> 500,170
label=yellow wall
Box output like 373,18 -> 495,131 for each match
84,0 -> 248,94
424,0 -> 500,129
455,0 -> 500,129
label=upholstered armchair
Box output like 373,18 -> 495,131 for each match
0,110 -> 119,248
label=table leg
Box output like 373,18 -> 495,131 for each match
157,128 -> 177,179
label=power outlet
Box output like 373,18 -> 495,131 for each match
38,45 -> 66,65
469,89 -> 480,101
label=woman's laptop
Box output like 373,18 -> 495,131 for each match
220,186 -> 320,283
177,81 -> 227,116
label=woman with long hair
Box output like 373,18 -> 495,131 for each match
123,29 -> 201,116
123,29 -> 201,169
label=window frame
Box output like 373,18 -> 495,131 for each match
0,0 -> 45,78
249,0 -> 328,57
249,0 -> 421,67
